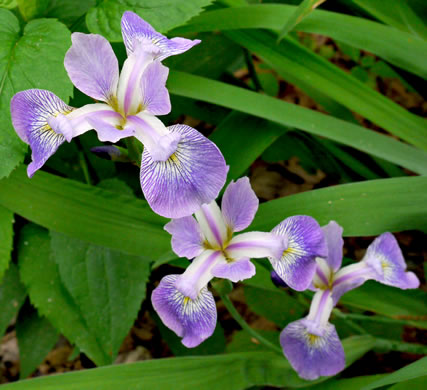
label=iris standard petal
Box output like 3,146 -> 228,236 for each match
10,89 -> 73,177
121,11 -> 200,59
151,274 -> 217,348
269,216 -> 327,291
64,33 -> 119,103
195,201 -> 228,249
221,177 -> 259,233
140,60 -> 171,115
280,318 -> 345,380
226,231 -> 285,260
211,257 -> 256,283
362,233 -> 420,289
140,124 -> 227,218
322,221 -> 344,272
164,216 -> 204,259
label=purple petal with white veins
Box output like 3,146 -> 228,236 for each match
86,112 -> 134,143
10,89 -> 73,177
140,124 -> 227,218
151,274 -> 217,348
140,60 -> 171,115
227,231 -> 285,260
281,318 -> 345,380
164,216 -> 204,259
322,221 -> 344,272
221,177 -> 259,232
195,201 -> 228,249
271,270 -> 289,288
362,233 -> 420,289
270,216 -> 327,291
121,11 -> 200,59
65,33 -> 119,103
211,257 -> 256,283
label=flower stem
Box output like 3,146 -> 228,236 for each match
125,137 -> 143,166
219,292 -> 283,354
243,49 -> 263,92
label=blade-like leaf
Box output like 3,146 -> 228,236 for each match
362,357 -> 427,390
251,176 -> 427,236
0,9 -> 73,179
18,224 -> 109,366
50,232 -> 151,363
0,205 -> 13,280
340,282 -> 427,329
210,112 -> 285,182
16,305 -> 58,378
225,29 -> 427,149
0,166 -> 170,258
277,0 -> 327,40
0,263 -> 27,337
0,339 -> 375,390
86,0 -> 213,42
308,375 -> 386,390
173,4 -> 427,78
167,71 -> 427,175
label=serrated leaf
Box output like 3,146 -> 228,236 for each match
16,304 -> 58,378
0,205 -> 14,280
0,9 -> 73,179
50,232 -> 150,362
86,0 -> 213,42
0,263 -> 27,337
18,224 -> 109,366
17,0 -> 49,20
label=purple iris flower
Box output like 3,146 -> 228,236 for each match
281,221 -> 420,380
10,12 -> 227,218
152,177 -> 287,347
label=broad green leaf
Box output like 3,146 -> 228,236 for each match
277,0 -> 327,40
173,4 -> 427,78
0,166 -> 170,258
18,224 -> 109,366
0,0 -> 17,9
225,29 -> 427,150
16,304 -> 58,378
226,329 -> 280,353
17,0 -> 49,20
86,0 -> 213,42
45,0 -> 96,27
0,205 -> 13,280
362,357 -> 427,390
210,112 -> 285,182
50,232 -> 151,363
0,263 -> 27,337
341,282 -> 427,329
168,71 -> 427,175
0,9 -> 73,179
251,176 -> 427,236
0,340 -> 375,390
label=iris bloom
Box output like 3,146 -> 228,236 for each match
152,177 -> 326,347
10,12 -> 226,218
280,221 -> 420,380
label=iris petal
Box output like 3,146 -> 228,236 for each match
140,124 -> 227,218
65,33 -> 119,103
269,216 -> 327,291
362,233 -> 420,289
211,257 -> 256,283
151,274 -> 217,348
280,318 -> 345,380
10,89 -> 73,177
121,11 -> 200,59
221,177 -> 259,232
322,221 -> 344,272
